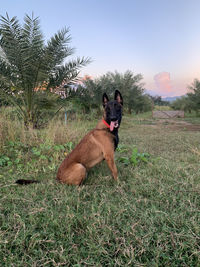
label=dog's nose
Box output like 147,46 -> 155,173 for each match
110,116 -> 117,121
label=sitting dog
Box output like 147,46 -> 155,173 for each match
56,90 -> 123,185
16,90 -> 123,185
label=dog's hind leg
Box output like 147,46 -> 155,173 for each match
57,163 -> 87,185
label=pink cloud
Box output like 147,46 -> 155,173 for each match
154,72 -> 172,96
146,72 -> 188,97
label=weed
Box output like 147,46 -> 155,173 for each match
0,155 -> 12,166
118,147 -> 151,166
116,144 -> 129,153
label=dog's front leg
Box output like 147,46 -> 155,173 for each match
104,153 -> 118,181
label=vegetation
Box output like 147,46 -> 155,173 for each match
150,95 -> 169,106
170,96 -> 193,113
74,71 -> 153,114
0,13 -> 90,128
187,79 -> 200,113
0,108 -> 200,266
171,79 -> 200,115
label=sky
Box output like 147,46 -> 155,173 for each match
1,0 -> 200,97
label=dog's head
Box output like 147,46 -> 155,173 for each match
102,90 -> 123,132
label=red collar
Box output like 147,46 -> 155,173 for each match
102,119 -> 110,128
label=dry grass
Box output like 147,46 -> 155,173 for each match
0,107 -> 94,152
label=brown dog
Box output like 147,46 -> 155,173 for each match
16,90 -> 123,186
56,90 -> 123,185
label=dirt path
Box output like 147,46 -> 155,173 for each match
143,119 -> 200,131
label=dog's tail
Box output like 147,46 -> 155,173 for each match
16,179 -> 39,185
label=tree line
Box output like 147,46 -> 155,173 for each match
0,13 -> 199,129
72,71 -> 153,114
170,79 -> 200,114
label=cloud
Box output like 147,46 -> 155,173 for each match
154,72 -> 172,96
145,72 -> 189,97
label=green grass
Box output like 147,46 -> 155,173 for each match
154,105 -> 172,111
0,113 -> 200,266
183,112 -> 200,125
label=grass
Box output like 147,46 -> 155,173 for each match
0,109 -> 200,266
154,105 -> 172,111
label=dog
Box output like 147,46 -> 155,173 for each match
16,90 -> 123,185
56,90 -> 123,185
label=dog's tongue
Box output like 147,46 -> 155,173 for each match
110,121 -> 115,131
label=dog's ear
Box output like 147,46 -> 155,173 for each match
114,90 -> 123,105
102,93 -> 109,107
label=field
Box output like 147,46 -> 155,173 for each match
0,109 -> 200,266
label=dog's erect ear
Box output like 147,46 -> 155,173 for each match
114,90 -> 123,105
102,93 -> 109,107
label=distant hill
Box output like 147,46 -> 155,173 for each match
162,96 -> 183,102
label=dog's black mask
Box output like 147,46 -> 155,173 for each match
102,90 -> 123,149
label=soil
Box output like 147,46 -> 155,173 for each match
143,119 -> 200,131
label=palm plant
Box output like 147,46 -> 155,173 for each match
0,13 -> 90,127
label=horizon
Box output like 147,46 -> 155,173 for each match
1,0 -> 200,97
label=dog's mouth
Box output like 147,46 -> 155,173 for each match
110,120 -> 119,131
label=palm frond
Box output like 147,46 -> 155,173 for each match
47,56 -> 91,88
44,27 -> 75,69
21,14 -> 45,88
22,14 -> 43,47
0,58 -> 23,90
0,45 -> 8,63
22,14 -> 44,63
0,14 -> 23,68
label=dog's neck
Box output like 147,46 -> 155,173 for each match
96,118 -> 119,150
96,118 -> 110,130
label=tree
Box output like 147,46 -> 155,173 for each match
74,78 -> 103,114
187,79 -> 200,114
150,95 -> 169,106
97,71 -> 146,113
170,96 -> 193,113
171,79 -> 200,114
0,13 -> 90,127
